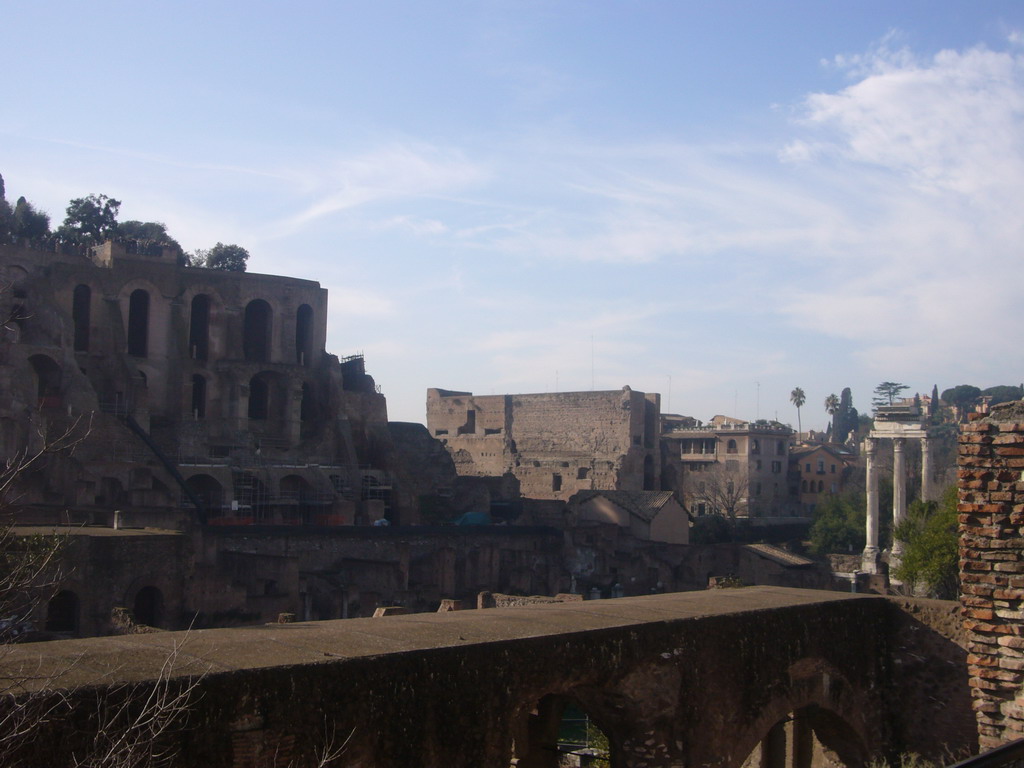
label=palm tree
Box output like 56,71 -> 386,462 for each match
824,393 -> 840,440
790,387 -> 806,439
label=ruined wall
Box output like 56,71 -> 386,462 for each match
426,386 -> 661,501
1,589 -> 974,768
958,401 -> 1024,748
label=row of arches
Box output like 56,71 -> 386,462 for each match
187,372 -> 320,424
515,691 -> 867,768
70,284 -> 317,366
44,585 -> 164,636
186,472 -> 331,520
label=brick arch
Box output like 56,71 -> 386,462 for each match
724,658 -> 875,768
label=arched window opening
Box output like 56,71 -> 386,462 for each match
243,299 -> 272,362
29,355 -> 62,408
248,375 -> 269,420
295,304 -> 314,366
72,284 -> 91,352
191,375 -> 207,419
189,294 -> 210,361
45,590 -> 79,634
233,472 -> 270,522
727,439 -> 738,454
133,586 -> 163,628
514,694 -> 612,768
126,289 -> 150,357
281,474 -> 316,524
186,474 -> 223,515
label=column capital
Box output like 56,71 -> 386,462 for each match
893,437 -> 906,451
864,437 -> 877,455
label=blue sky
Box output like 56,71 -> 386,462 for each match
4,1 -> 1024,427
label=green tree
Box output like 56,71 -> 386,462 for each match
117,220 -> 180,249
790,387 -> 806,438
0,174 -> 12,243
808,492 -> 865,555
981,385 -> 1023,405
205,242 -> 249,272
872,382 -> 909,409
940,384 -> 982,420
892,485 -> 958,599
824,393 -> 840,438
57,193 -> 121,245
11,197 -> 51,241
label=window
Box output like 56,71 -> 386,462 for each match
771,461 -> 782,473
830,464 -> 836,474
295,304 -> 314,365
552,474 -> 562,492
243,299 -> 272,362
72,285 -> 90,352
577,467 -> 589,480
727,439 -> 738,454
750,439 -> 760,454
805,463 -> 811,473
777,440 -> 785,456
127,289 -> 149,357
189,294 -> 210,361
801,480 -> 808,492
755,460 -> 762,471
817,460 -> 825,473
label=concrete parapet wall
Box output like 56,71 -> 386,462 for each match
0,588 -> 973,768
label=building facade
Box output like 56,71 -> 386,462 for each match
426,386 -> 662,501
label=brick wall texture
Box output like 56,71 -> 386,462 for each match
959,401 -> 1024,748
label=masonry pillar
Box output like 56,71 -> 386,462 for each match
921,435 -> 934,502
891,438 -> 907,560
959,402 -> 1024,748
862,437 -> 880,574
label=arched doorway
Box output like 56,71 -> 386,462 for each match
514,693 -> 612,767
189,294 -> 210,361
133,586 -> 163,628
127,289 -> 149,357
243,299 -> 272,362
186,474 -> 223,516
45,590 -> 79,634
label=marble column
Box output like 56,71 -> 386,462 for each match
891,437 -> 907,559
862,437 -> 880,573
921,435 -> 934,502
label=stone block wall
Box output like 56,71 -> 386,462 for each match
958,402 -> 1024,748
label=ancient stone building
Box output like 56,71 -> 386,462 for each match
426,386 -> 662,501
0,240 -> 415,529
662,414 -> 796,518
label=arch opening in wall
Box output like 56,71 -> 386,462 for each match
126,289 -> 150,357
186,474 -> 223,516
514,693 -> 612,768
45,590 -> 79,634
233,472 -> 270,522
72,284 -> 91,352
243,299 -> 272,362
191,374 -> 207,419
133,586 -> 163,628
281,474 -> 316,524
29,354 -> 62,408
738,705 -> 867,768
189,294 -> 210,361
295,304 -> 314,366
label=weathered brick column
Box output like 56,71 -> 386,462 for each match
960,402 -> 1024,748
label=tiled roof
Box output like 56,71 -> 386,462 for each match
572,490 -> 676,522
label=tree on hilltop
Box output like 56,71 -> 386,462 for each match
57,194 -> 120,245
872,382 -> 908,409
11,197 -> 50,242
117,220 -> 180,250
204,242 -> 249,272
824,393 -> 839,438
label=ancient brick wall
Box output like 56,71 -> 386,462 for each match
958,401 -> 1024,748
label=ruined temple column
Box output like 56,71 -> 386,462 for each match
921,435 -> 934,502
862,437 -> 880,574
891,438 -> 907,559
